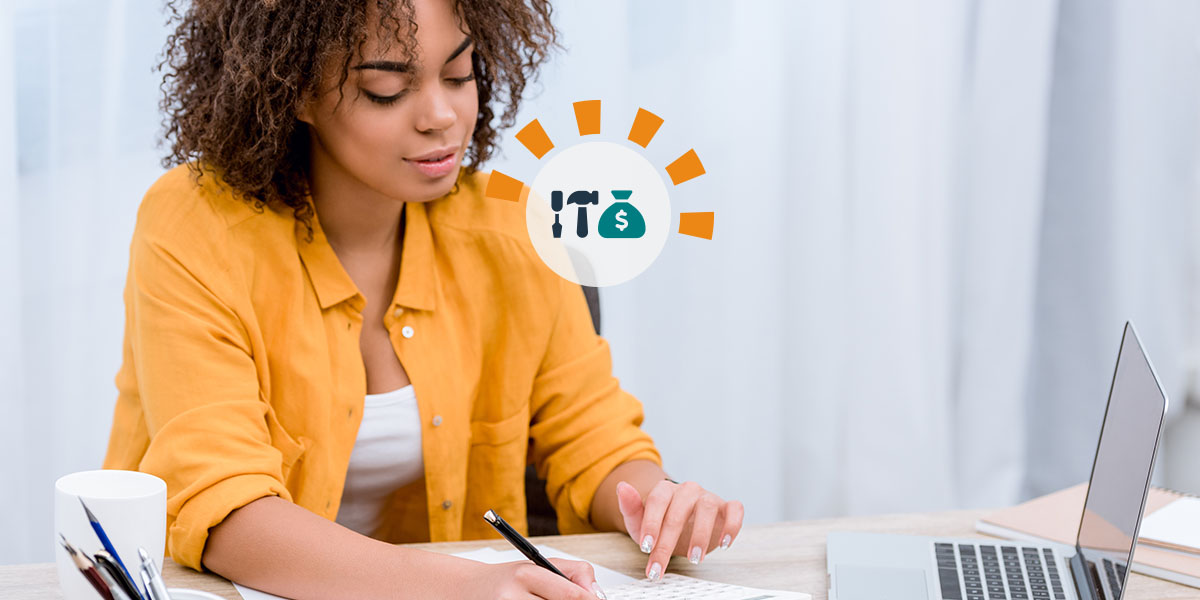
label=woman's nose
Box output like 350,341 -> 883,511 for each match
413,85 -> 457,133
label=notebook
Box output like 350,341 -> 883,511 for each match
1138,496 -> 1200,555
232,544 -> 811,599
975,483 -> 1200,588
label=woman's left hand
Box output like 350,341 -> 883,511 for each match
615,479 -> 744,581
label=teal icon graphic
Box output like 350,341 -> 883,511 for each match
598,190 -> 645,238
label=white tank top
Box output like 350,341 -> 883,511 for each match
334,384 -> 424,537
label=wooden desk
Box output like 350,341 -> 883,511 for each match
3,509 -> 1195,599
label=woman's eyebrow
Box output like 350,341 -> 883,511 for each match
351,36 -> 473,73
443,36 -> 473,64
352,60 -> 410,73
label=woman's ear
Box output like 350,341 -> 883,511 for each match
295,99 -> 315,127
295,90 -> 318,126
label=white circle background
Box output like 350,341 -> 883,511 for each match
526,141 -> 670,287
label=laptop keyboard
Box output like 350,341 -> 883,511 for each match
1101,558 -> 1126,598
935,543 -> 1066,600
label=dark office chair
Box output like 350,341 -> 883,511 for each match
524,285 -> 601,536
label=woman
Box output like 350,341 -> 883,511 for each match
103,0 -> 743,598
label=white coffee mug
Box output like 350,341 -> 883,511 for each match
55,469 -> 167,600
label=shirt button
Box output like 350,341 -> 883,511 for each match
442,500 -> 453,510
393,307 -> 404,318
432,415 -> 443,427
401,325 -> 415,338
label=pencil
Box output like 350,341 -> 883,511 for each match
59,534 -> 114,600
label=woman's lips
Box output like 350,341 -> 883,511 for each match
405,148 -> 459,178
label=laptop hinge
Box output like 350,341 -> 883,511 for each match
1069,551 -> 1103,600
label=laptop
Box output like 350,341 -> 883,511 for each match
827,322 -> 1169,600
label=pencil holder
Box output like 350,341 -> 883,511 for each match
55,469 -> 166,600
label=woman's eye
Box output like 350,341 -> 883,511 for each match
364,90 -> 406,106
446,74 -> 475,86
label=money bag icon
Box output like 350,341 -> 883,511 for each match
598,190 -> 646,238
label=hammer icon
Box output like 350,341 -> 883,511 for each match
551,190 -> 599,238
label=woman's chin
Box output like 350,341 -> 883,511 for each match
393,173 -> 460,203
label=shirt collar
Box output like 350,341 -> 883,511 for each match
296,200 -> 438,313
296,209 -> 360,310
392,201 -> 438,312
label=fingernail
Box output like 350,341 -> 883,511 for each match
720,534 -> 732,549
640,535 -> 654,553
591,582 -> 608,599
689,546 -> 702,564
648,562 -> 662,582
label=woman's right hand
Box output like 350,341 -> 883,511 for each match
460,557 -> 606,599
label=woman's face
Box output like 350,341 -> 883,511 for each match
297,0 -> 478,204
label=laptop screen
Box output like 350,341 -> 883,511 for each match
1074,323 -> 1168,600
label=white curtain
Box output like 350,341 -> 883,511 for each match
493,0 -> 1200,524
1,0 -> 29,569
3,0 -> 1199,566
1,0 -> 171,565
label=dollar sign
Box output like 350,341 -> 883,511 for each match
615,209 -> 629,231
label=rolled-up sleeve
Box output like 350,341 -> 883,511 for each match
528,276 -> 661,534
118,227 -> 292,571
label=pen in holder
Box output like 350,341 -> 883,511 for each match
139,547 -> 174,600
95,550 -> 143,600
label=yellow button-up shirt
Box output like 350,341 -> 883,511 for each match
102,164 -> 661,572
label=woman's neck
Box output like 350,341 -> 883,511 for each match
307,140 -> 405,255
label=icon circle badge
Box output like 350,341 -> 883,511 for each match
526,141 -> 670,287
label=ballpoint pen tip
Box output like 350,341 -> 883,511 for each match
483,509 -> 497,523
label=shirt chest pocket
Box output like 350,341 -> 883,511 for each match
466,406 -> 530,505
469,406 -> 529,446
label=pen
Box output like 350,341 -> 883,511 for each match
97,566 -> 136,600
79,496 -> 145,600
140,569 -> 157,600
483,510 -> 607,599
138,547 -> 173,600
95,550 -> 143,600
482,509 -> 568,578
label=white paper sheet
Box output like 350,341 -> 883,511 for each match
233,544 -> 810,599
450,547 -> 809,600
232,581 -> 287,600
446,545 -> 637,589
231,545 -> 630,600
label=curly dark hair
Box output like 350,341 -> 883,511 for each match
158,0 -> 556,235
